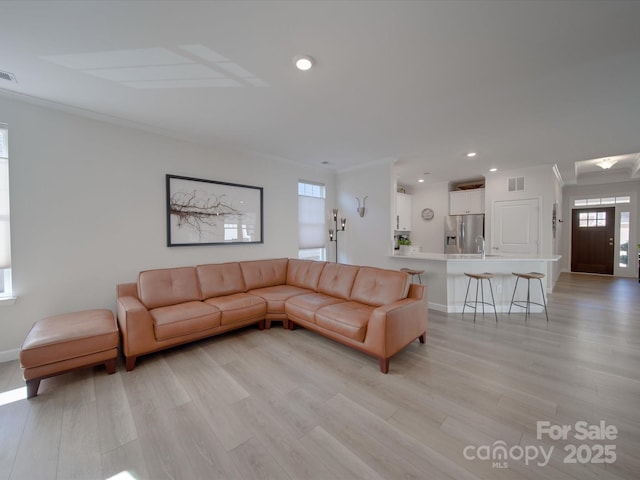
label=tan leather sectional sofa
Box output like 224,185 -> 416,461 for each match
116,258 -> 427,373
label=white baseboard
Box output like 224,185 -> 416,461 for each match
427,302 -> 449,312
0,348 -> 20,363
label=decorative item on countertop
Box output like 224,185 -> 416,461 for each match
356,196 -> 368,217
329,208 -> 346,262
398,237 -> 412,255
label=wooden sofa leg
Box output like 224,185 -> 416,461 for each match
379,358 -> 390,374
419,332 -> 426,344
125,356 -> 137,371
258,320 -> 266,330
282,319 -> 289,329
105,358 -> 117,374
26,379 -> 41,399
288,321 -> 296,331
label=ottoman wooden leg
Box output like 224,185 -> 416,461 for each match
26,379 -> 41,399
105,358 -> 117,374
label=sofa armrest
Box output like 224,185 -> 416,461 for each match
407,283 -> 425,300
116,296 -> 156,365
367,294 -> 428,359
117,282 -> 138,299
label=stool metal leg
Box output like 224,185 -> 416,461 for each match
462,276 -> 472,316
473,277 -> 480,323
538,277 -> 549,322
508,276 -> 519,314
487,279 -> 498,323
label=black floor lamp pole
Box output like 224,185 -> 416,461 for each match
329,209 -> 346,263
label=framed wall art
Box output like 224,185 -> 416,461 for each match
166,174 -> 263,246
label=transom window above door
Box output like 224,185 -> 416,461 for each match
574,196 -> 630,206
578,211 -> 606,227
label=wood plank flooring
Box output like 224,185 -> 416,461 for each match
1,272 -> 639,479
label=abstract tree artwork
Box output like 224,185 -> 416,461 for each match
166,174 -> 263,246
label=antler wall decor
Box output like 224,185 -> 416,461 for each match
356,196 -> 368,217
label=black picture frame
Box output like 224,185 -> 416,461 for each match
166,174 -> 263,246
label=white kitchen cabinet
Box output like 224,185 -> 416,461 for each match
396,193 -> 412,231
449,189 -> 485,215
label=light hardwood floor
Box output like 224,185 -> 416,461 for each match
1,272 -> 639,480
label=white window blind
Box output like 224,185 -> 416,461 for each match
0,127 -> 10,271
298,181 -> 326,256
299,195 -> 325,248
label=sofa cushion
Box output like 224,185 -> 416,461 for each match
197,262 -> 246,299
138,267 -> 201,309
285,292 -> 345,323
350,267 -> 410,307
287,259 -> 326,291
240,258 -> 289,291
150,301 -> 220,341
317,263 -> 360,300
315,302 -> 374,342
248,285 -> 311,315
204,293 -> 267,325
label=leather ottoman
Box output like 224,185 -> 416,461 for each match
20,309 -> 119,398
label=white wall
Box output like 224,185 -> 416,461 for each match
402,181 -> 449,253
335,160 -> 395,266
562,180 -> 639,278
485,164 -> 562,286
484,164 -> 559,256
0,95 -> 335,359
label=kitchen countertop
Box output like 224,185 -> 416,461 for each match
391,252 -> 561,262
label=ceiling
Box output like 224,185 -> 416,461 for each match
2,1 -> 640,187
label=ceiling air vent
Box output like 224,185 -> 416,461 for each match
508,176 -> 525,192
0,70 -> 17,83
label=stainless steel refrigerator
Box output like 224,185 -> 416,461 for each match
444,214 -> 485,254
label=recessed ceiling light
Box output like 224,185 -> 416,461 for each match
466,152 -> 477,158
418,179 -> 425,183
294,55 -> 314,71
489,168 -> 497,172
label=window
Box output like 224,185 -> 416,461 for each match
619,211 -> 630,267
0,126 -> 11,298
298,181 -> 326,261
574,196 -> 630,207
578,211 -> 606,228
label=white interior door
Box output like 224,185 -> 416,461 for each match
492,198 -> 540,255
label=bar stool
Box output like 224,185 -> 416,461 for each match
400,267 -> 424,284
508,272 -> 549,322
462,272 -> 498,323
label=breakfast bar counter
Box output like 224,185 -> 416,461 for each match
390,252 -> 561,313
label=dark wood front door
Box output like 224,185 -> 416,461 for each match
571,207 -> 615,274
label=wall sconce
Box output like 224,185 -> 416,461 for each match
329,208 -> 346,262
356,196 -> 368,217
